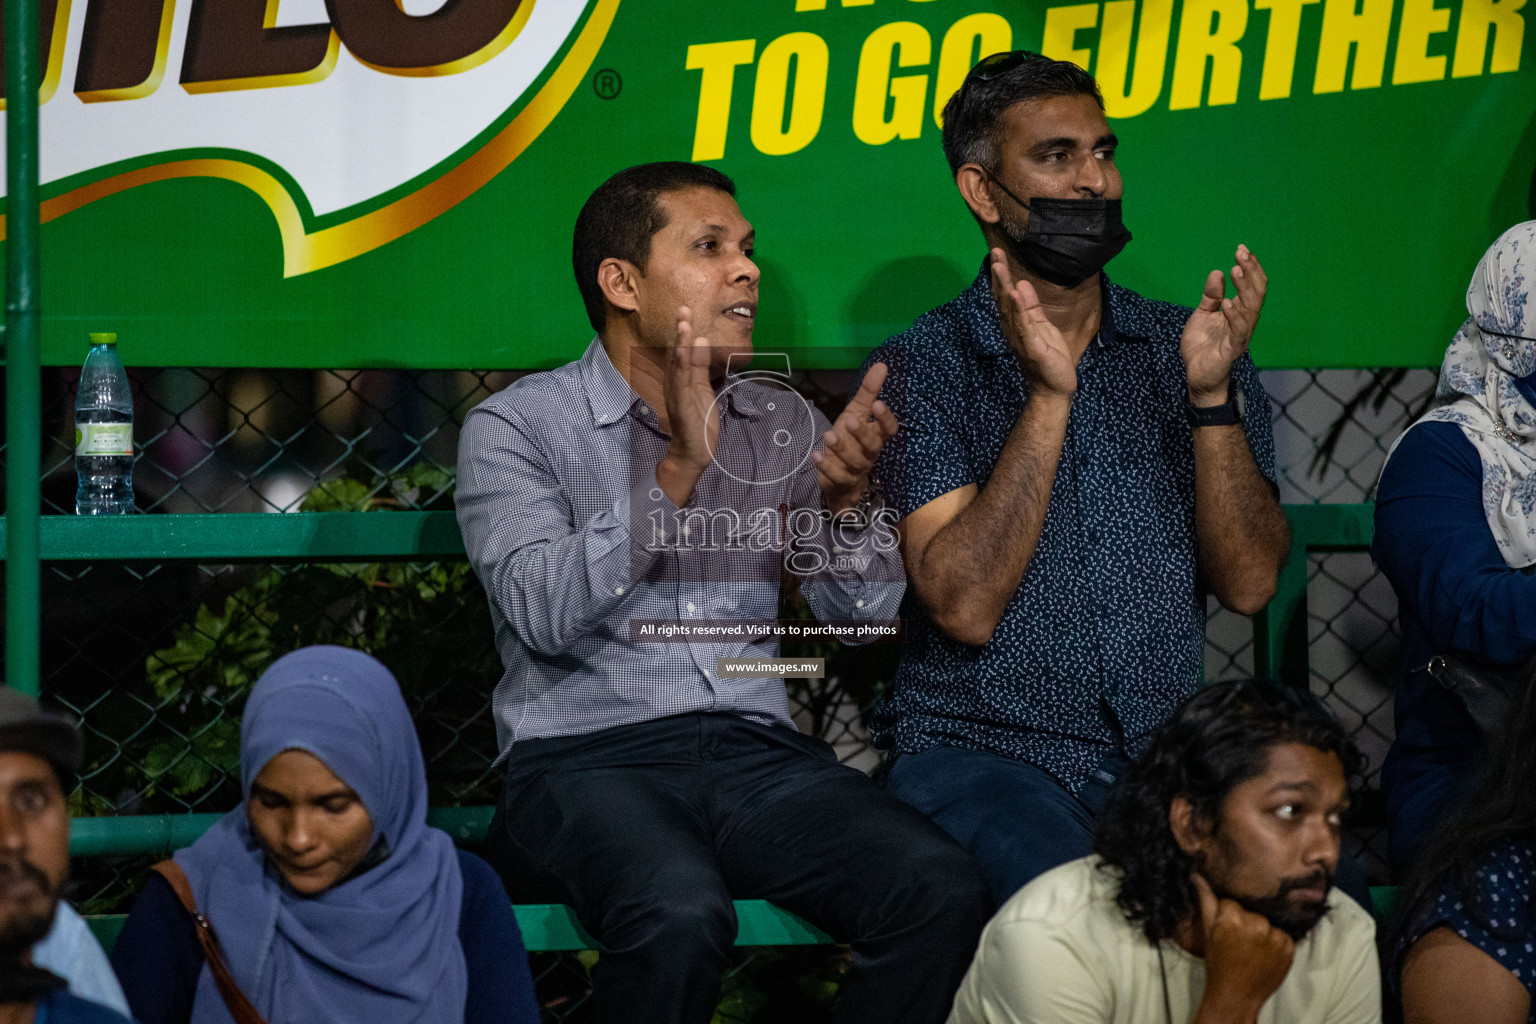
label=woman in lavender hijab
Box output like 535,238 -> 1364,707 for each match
110,646 -> 539,1024
1375,221 -> 1536,877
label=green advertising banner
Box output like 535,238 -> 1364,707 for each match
2,0 -> 1532,369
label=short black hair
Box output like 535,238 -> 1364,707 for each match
572,161 -> 737,332
1093,679 -> 1359,942
940,51 -> 1104,176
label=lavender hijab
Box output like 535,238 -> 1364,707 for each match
174,646 -> 468,1024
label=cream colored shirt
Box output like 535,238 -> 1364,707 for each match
948,856 -> 1381,1024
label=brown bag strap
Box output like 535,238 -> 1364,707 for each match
151,861 -> 271,1024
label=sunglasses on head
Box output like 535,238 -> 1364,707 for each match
967,50 -> 1032,83
956,51 -> 1046,106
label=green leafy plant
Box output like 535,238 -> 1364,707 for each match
134,464 -> 500,806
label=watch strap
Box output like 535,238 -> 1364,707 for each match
1185,388 -> 1242,428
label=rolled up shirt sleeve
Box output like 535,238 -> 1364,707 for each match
861,343 -> 976,521
456,403 -> 671,658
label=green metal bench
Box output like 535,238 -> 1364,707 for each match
83,901 -> 831,956
71,807 -> 833,953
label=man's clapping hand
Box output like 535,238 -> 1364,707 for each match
814,364 -> 899,515
1182,245 -> 1268,405
989,247 -> 1078,400
655,306 -> 722,506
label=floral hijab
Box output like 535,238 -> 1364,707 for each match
1386,221 -> 1536,569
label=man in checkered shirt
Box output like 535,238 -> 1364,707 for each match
457,162 -> 990,1024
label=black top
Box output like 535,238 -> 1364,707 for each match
110,849 -> 540,1024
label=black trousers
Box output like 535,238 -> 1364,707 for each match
485,713 -> 992,1024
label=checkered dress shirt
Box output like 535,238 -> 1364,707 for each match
457,337 -> 905,756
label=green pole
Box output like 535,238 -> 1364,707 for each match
5,0 -> 41,695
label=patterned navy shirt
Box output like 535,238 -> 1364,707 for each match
862,265 -> 1277,793
457,337 -> 904,756
1388,840 -> 1536,1021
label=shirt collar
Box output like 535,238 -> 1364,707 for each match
722,374 -> 766,419
960,259 -> 1149,358
578,336 -> 765,427
579,336 -> 641,428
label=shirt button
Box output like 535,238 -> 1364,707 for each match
614,586 -> 625,596
1087,530 -> 1101,545
687,602 -> 696,613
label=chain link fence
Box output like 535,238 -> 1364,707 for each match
3,362 -> 1438,1021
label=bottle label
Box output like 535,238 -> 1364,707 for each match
75,423 -> 132,456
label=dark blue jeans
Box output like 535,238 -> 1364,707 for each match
886,743 -> 1374,911
884,744 -> 1113,906
485,713 -> 991,1024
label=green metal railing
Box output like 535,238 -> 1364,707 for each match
5,0 -> 43,696
0,511 -> 465,561
0,498 -> 1372,961
1254,503 -> 1376,684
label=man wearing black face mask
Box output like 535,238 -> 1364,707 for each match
859,51 -> 1292,909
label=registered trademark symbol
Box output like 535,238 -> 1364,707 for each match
592,69 -> 622,100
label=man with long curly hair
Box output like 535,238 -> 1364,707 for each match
948,680 -> 1381,1024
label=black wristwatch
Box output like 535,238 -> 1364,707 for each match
1184,386 -> 1244,428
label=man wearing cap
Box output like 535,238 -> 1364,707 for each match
860,51 -> 1290,907
0,688 -> 135,1023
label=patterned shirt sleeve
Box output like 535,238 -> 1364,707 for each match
862,341 -> 975,522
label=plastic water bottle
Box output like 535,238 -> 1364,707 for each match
74,332 -> 134,515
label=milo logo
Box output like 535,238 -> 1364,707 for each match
0,0 -> 619,275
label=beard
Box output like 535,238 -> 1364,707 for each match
1217,870 -> 1333,941
0,860 -> 60,960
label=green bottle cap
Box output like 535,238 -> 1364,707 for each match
88,332 -> 117,345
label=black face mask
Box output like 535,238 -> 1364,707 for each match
986,170 -> 1132,287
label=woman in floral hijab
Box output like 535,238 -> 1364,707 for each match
1374,221 -> 1536,876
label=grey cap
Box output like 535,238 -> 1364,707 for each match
0,688 -> 81,774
